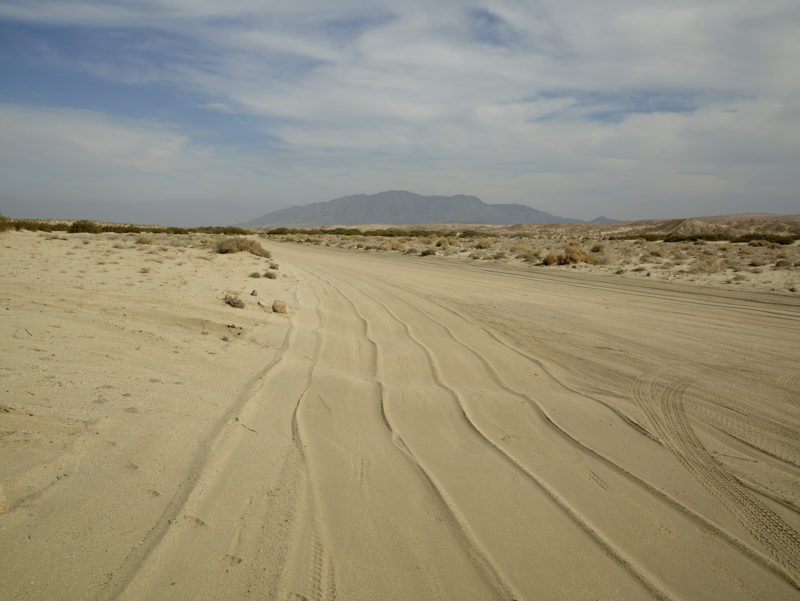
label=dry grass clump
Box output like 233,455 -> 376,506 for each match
223,294 -> 245,308
542,253 -> 559,265
690,258 -> 723,274
557,246 -> 595,265
215,237 -> 271,258
263,270 -> 278,279
249,271 -> 262,278
136,234 -> 155,245
511,244 -> 541,262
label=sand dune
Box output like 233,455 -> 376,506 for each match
1,231 -> 799,600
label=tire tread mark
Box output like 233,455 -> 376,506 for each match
352,282 -> 678,601
306,268 -> 514,601
370,275 -> 800,590
98,302 -> 297,601
634,369 -> 800,585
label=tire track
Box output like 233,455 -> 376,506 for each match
97,299 -> 298,601
342,275 -> 679,601
422,258 -> 800,321
301,267 -> 518,601
280,245 -> 800,595
282,284 -> 339,601
634,368 -> 800,583
349,268 -> 800,590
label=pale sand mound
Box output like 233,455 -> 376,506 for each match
1,231 -> 799,600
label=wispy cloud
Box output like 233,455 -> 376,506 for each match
1,0 -> 799,223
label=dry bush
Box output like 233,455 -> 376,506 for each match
474,239 -> 493,249
263,270 -> 278,279
249,271 -> 262,278
136,234 -> 155,245
593,249 -> 616,265
542,253 -> 558,265
558,246 -> 595,265
223,294 -> 245,308
420,247 -> 436,256
690,258 -> 723,274
511,244 -> 541,262
215,237 -> 271,258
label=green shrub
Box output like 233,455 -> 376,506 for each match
68,220 -> 103,234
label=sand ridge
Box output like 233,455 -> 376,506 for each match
1,230 -> 799,600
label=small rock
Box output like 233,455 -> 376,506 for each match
272,300 -> 288,314
250,289 -> 258,296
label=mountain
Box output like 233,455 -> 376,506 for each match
241,190 -> 582,227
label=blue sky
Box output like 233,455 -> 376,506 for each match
1,1 -> 798,225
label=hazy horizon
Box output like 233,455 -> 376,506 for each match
1,1 -> 799,226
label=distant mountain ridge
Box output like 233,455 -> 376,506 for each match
241,191 -> 598,227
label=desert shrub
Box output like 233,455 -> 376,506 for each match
474,239 -> 493,249
249,271 -> 262,278
749,257 -> 767,267
558,246 -> 595,265
542,253 -> 558,265
263,271 -> 278,279
493,251 -> 507,260
420,247 -> 436,256
590,243 -> 606,253
690,259 -> 722,274
594,249 -> 616,265
136,234 -> 155,245
223,294 -> 245,308
215,237 -> 271,258
68,220 -> 102,234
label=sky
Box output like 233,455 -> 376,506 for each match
1,1 -> 798,226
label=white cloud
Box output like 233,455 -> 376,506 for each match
1,1 -> 799,221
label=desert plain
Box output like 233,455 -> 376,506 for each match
1,224 -> 800,601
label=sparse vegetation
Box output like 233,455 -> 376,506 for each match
223,294 -> 245,308
215,237 -> 271,258
557,246 -> 595,265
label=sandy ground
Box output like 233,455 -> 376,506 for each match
1,230 -> 799,601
